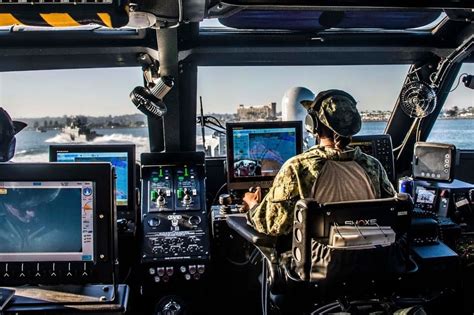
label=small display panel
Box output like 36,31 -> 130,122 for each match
415,187 -> 437,204
0,181 -> 94,262
413,142 -> 456,182
226,121 -> 303,189
55,151 -> 129,206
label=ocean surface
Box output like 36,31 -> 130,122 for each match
11,119 -> 474,162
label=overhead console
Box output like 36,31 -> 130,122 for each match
140,152 -> 210,285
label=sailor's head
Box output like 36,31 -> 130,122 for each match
1,188 -> 60,223
0,107 -> 27,162
301,89 -> 361,138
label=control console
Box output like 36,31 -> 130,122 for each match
140,152 -> 210,285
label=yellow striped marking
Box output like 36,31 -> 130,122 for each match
97,13 -> 112,28
40,13 -> 80,27
0,13 -> 22,26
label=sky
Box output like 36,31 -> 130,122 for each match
0,63 -> 472,119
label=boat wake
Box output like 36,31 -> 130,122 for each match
13,133 -> 150,162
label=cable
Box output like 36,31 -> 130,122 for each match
415,118 -> 423,142
449,73 -> 469,92
211,183 -> 228,206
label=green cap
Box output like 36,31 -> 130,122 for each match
301,89 -> 361,137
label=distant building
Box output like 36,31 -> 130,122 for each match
237,102 -> 277,121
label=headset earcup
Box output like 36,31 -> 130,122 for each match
304,114 -> 318,134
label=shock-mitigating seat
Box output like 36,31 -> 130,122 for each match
227,194 -> 417,314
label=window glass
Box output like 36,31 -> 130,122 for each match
197,65 -> 410,155
428,63 -> 474,149
1,67 -> 149,162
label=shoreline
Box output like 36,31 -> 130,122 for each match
361,117 -> 474,122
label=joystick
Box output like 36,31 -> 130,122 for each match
183,188 -> 192,206
218,194 -> 232,214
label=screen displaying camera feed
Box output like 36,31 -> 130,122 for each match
416,187 -> 436,204
232,127 -> 298,178
0,182 -> 94,262
56,152 -> 128,206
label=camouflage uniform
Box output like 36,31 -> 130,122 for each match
248,90 -> 396,236
248,145 -> 396,235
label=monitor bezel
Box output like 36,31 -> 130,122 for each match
49,144 -> 135,211
226,121 -> 303,190
0,163 -> 115,285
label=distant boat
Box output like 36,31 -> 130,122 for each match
61,116 -> 102,142
36,127 -> 47,133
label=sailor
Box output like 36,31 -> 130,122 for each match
243,90 -> 396,236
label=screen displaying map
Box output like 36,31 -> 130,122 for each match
232,127 -> 297,178
56,152 -> 128,206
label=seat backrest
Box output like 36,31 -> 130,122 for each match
291,193 -> 413,282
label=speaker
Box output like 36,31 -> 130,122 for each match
413,142 -> 456,182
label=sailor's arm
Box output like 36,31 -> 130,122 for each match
244,165 -> 299,236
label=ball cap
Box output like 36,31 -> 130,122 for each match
301,90 -> 361,137
0,107 -> 27,137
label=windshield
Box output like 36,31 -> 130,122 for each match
428,63 -> 474,149
0,67 -> 149,162
196,65 -> 410,155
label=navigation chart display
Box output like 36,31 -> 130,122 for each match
232,127 -> 298,178
56,152 -> 128,206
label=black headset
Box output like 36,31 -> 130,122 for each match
304,89 -> 357,135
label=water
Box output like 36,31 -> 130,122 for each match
357,119 -> 474,149
10,119 -> 474,162
13,128 -> 149,162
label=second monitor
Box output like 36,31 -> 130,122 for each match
226,121 -> 303,190
49,144 -> 136,215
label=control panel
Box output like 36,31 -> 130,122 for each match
414,179 -> 474,223
140,152 -> 210,284
351,135 -> 395,182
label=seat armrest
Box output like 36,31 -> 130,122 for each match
226,214 -> 277,248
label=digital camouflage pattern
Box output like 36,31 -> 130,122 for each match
301,93 -> 361,137
248,145 -> 396,236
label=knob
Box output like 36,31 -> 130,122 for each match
117,218 -> 128,232
218,194 -> 232,206
148,218 -> 160,227
188,216 -> 201,226
183,189 -> 192,205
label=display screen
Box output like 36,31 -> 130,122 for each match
416,187 -> 436,204
56,152 -> 128,206
0,181 -> 94,262
232,127 -> 298,178
350,141 -> 373,156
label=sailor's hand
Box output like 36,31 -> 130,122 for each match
242,187 -> 262,211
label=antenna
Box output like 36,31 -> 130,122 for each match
200,96 -> 207,155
